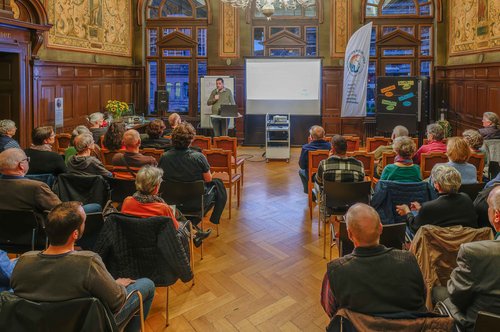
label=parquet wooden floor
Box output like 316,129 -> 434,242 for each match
145,147 -> 333,331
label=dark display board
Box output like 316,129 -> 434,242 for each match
375,76 -> 429,136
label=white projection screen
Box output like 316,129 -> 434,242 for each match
245,58 -> 322,115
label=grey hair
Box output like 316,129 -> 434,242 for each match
88,112 -> 104,125
483,112 -> 499,128
135,166 -> 164,194
0,120 -> 16,135
74,133 -> 94,153
392,125 -> 409,138
0,148 -> 26,171
431,164 -> 461,193
427,123 -> 444,141
72,125 -> 90,137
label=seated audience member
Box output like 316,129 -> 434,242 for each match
0,250 -> 17,291
298,125 -> 331,193
0,148 -> 61,216
141,119 -> 172,150
462,129 -> 484,154
474,183 -> 499,228
0,148 -> 99,215
87,112 -> 108,144
316,134 -> 364,189
435,186 -> 500,331
158,122 -> 227,226
104,121 -> 126,151
164,113 -> 181,135
25,126 -> 67,175
413,123 -> 447,164
321,203 -> 427,319
11,202 -> 155,332
373,125 -> 409,177
396,165 -> 478,236
479,112 -> 500,140
112,129 -> 157,168
66,134 -> 112,177
431,137 -> 477,185
0,119 -> 20,152
121,166 -> 211,247
65,125 -> 102,163
380,136 -> 422,182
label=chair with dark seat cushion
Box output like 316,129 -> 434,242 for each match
53,174 -> 110,207
0,210 -> 47,254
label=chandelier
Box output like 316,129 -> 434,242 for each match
220,0 -> 316,20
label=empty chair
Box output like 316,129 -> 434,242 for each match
191,136 -> 212,151
139,148 -> 163,163
213,136 -> 245,186
53,174 -> 110,207
307,150 -> 330,222
468,152 -> 485,182
347,151 -> 375,181
321,180 -> 372,258
0,210 -> 47,254
420,152 -> 448,179
204,149 -> 241,220
107,177 -> 137,205
343,136 -> 360,152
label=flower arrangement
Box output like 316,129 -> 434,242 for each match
436,119 -> 452,138
105,100 -> 129,119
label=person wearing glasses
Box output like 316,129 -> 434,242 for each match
0,148 -> 99,216
25,126 -> 67,175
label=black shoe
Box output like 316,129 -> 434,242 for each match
194,237 -> 203,248
196,228 -> 212,240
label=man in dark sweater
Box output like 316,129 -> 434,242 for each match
298,125 -> 331,193
11,202 -> 155,331
396,165 -> 478,236
321,203 -> 427,319
25,126 -> 66,175
112,129 -> 157,168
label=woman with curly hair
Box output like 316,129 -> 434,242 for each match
158,122 -> 227,226
103,121 -> 126,151
141,119 -> 171,150
380,136 -> 422,182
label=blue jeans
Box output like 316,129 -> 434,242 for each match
299,169 -> 308,193
82,203 -> 102,214
115,278 -> 155,332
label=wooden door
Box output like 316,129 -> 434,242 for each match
0,52 -> 20,141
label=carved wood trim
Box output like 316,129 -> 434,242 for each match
137,0 -> 212,25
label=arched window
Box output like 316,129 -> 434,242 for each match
251,2 -> 321,57
363,0 -> 434,115
145,0 -> 208,117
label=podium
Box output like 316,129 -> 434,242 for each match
210,113 -> 242,137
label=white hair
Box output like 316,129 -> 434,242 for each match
431,164 -> 461,193
135,166 -> 163,194
0,148 -> 26,171
74,133 -> 94,153
0,120 -> 16,135
88,112 -> 104,125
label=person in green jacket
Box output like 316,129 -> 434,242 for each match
207,77 -> 235,137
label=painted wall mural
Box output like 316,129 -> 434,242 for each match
449,0 -> 499,55
331,0 -> 351,58
45,0 -> 132,56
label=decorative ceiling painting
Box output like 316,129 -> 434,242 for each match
45,0 -> 132,56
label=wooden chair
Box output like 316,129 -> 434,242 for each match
111,166 -> 141,180
365,137 -> 391,153
307,150 -> 330,222
468,152 -> 485,182
101,148 -> 125,170
420,152 -> 448,179
422,138 -> 447,146
192,135 -> 212,151
381,151 -> 396,171
163,135 -> 172,140
140,148 -> 163,163
99,135 -> 105,148
343,136 -> 360,152
347,151 -> 375,181
204,149 -> 241,220
213,136 -> 245,186
55,133 -> 71,154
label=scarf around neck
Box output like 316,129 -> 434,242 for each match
394,155 -> 413,166
132,191 -> 166,204
30,144 -> 53,152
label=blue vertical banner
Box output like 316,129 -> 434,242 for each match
341,22 -> 373,117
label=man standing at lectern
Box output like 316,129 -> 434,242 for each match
207,77 -> 235,137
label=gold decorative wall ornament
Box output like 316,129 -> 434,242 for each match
45,0 -> 132,57
449,0 -> 499,55
331,0 -> 351,58
219,3 -> 239,58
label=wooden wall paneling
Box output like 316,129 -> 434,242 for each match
75,84 -> 89,121
40,84 -> 56,125
89,84 -> 101,113
60,85 -> 74,120
101,83 -> 113,107
435,63 -> 500,135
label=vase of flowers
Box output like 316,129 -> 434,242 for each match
105,100 -> 129,121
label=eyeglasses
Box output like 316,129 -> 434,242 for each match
19,157 -> 30,165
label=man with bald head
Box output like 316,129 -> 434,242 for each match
321,203 -> 426,320
0,148 -> 61,217
436,186 -> 500,331
298,125 -> 331,193
111,129 -> 157,169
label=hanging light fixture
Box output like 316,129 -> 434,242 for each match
220,0 -> 316,20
